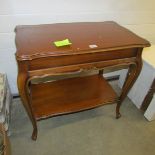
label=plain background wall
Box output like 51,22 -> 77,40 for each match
0,0 -> 155,94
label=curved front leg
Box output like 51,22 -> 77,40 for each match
116,48 -> 143,119
17,61 -> 38,140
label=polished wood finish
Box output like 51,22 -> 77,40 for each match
15,21 -> 150,140
141,78 -> 155,111
31,75 -> 117,120
15,21 -> 149,60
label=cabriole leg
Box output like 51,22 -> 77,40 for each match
116,49 -> 143,118
17,61 -> 38,140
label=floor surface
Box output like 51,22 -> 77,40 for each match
10,81 -> 155,155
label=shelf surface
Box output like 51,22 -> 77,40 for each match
30,75 -> 118,120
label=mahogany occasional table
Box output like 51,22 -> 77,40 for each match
15,21 -> 150,140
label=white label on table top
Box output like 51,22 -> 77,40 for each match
89,44 -> 98,48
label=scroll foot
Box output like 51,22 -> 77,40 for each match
31,128 -> 38,141
116,112 -> 121,119
116,101 -> 122,119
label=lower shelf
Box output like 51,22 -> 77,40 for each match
30,75 -> 118,120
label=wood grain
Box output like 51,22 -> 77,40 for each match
15,21 -> 150,140
30,75 -> 117,120
15,21 -> 150,60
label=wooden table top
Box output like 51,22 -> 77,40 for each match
15,21 -> 150,60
